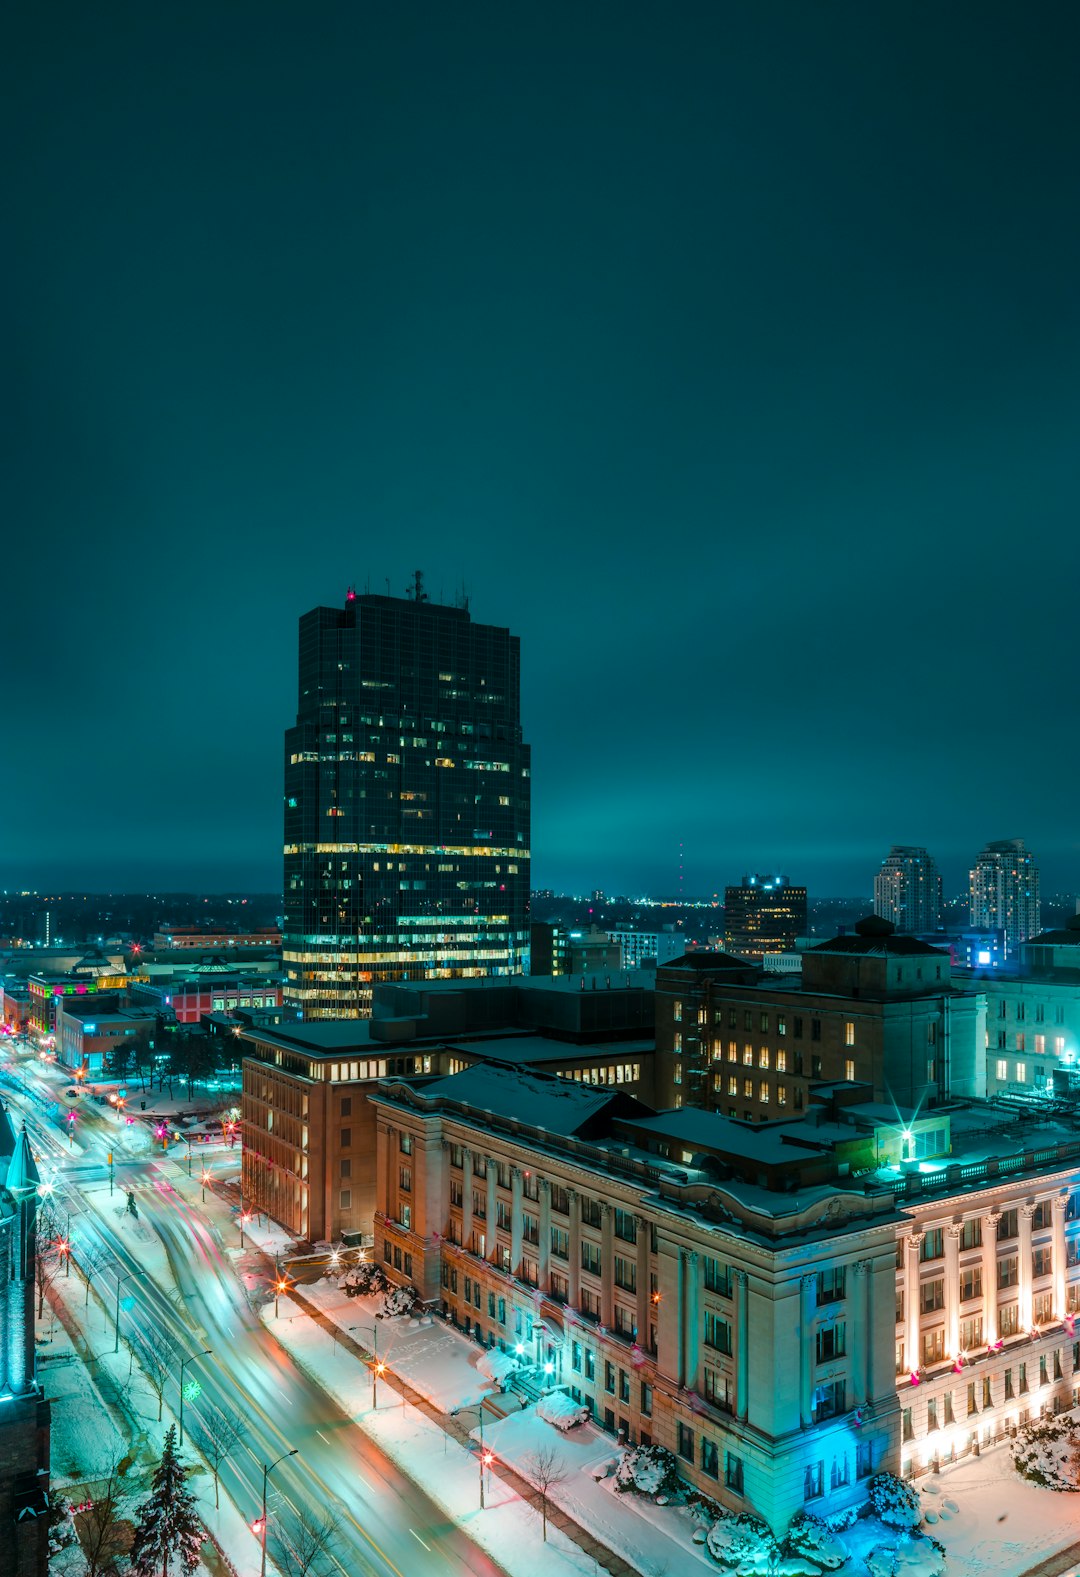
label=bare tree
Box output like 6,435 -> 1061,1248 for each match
188,1400 -> 247,1509
73,1461 -> 130,1577
270,1504 -> 344,1577
34,1197 -> 63,1320
523,1444 -> 567,1542
131,1325 -> 179,1421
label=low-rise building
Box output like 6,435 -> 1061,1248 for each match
369,1072 -> 1080,1528
240,973 -> 656,1242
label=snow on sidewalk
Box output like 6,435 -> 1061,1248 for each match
917,1448 -> 1080,1577
264,1294 -> 602,1577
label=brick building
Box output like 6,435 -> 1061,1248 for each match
653,917 -> 984,1119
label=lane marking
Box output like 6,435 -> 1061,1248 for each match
317,1430 -> 331,1444
410,1530 -> 432,1552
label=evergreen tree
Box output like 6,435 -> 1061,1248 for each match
129,1425 -> 203,1577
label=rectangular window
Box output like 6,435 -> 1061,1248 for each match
704,1368 -> 733,1414
677,1423 -> 694,1463
960,1218 -> 983,1251
845,1059 -> 855,1083
725,1451 -> 744,1492
960,1316 -> 984,1351
999,1209 -> 1018,1240
804,1461 -> 824,1500
816,1323 -> 846,1362
704,1311 -> 732,1354
999,1302 -> 1020,1337
920,1279 -> 945,1314
845,1021 -> 855,1047
959,1267 -> 983,1302
701,1438 -> 719,1479
703,1257 -> 731,1296
921,1327 -> 946,1367
921,1229 -> 944,1262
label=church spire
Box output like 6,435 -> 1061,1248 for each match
0,1102 -> 17,1163
5,1131 -> 39,1197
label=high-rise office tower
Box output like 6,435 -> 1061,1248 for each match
873,846 -> 941,934
969,838 -> 1041,958
283,577 -> 531,1018
723,874 -> 808,959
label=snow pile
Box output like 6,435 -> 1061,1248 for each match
1011,1415 -> 1080,1490
706,1511 -> 779,1571
613,1443 -> 681,1498
866,1533 -> 946,1577
477,1350 -> 520,1388
784,1510 -> 848,1570
868,1471 -> 923,1529
536,1390 -> 589,1431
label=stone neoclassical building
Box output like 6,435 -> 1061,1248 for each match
369,1066 -> 1080,1531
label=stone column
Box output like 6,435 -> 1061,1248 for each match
945,1225 -> 962,1359
510,1167 -> 524,1277
539,1180 -> 552,1292
735,1268 -> 749,1421
800,1272 -> 817,1427
983,1210 -> 1000,1347
682,1250 -> 700,1391
1020,1203 -> 1035,1331
635,1214 -> 650,1343
568,1189 -> 581,1308
600,1203 -> 615,1328
462,1147 -> 474,1251
906,1233 -> 923,1375
851,1261 -> 869,1405
1053,1196 -> 1068,1322
864,1260 -> 876,1402
486,1159 -> 498,1264
385,1124 -> 396,1221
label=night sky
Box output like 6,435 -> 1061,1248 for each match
6,4 -> 1079,898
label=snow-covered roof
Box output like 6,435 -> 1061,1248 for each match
418,1064 -> 633,1134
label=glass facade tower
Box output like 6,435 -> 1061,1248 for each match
283,582 -> 530,1018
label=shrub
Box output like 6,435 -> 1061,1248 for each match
380,1282 -> 417,1317
613,1444 -> 681,1498
706,1511 -> 779,1570
784,1510 -> 848,1570
1012,1416 -> 1080,1490
826,1504 -> 861,1533
341,1261 -> 387,1298
867,1471 -> 922,1530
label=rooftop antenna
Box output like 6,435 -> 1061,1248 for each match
407,569 -> 428,603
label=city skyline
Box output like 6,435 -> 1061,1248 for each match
7,6 -> 1080,895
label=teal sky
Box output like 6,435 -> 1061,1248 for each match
5,3 -> 1079,897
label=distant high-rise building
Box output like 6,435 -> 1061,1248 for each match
969,838 -> 1041,958
873,846 -> 941,934
723,875 -> 807,959
283,577 -> 531,1018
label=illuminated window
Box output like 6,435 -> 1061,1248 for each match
1016,1062 -> 1027,1083
759,1082 -> 769,1104
743,1044 -> 753,1066
996,1059 -> 1008,1081
844,1022 -> 855,1047
758,1047 -> 769,1069
845,1059 -> 855,1082
777,1084 -> 787,1106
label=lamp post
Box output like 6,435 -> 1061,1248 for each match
178,1347 -> 211,1448
259,1448 -> 298,1577
200,1167 -> 211,1204
113,1270 -> 134,1354
349,1325 -> 385,1409
273,1262 -> 291,1318
451,1401 -> 493,1508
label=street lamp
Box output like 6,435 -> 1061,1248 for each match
451,1401 -> 493,1508
200,1167 -> 212,1204
178,1347 -> 211,1448
113,1269 -> 134,1353
349,1325 -> 385,1409
273,1263 -> 291,1318
259,1448 -> 298,1577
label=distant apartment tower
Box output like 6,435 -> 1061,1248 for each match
970,838 -> 1041,958
873,846 -> 941,934
723,875 -> 807,960
609,925 -> 685,971
283,578 -> 531,1018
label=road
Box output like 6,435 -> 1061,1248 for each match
3,1041 -> 508,1577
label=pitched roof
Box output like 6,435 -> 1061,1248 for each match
6,1129 -> 39,1194
0,1102 -> 17,1161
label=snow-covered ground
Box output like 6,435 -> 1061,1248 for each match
917,1449 -> 1080,1577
